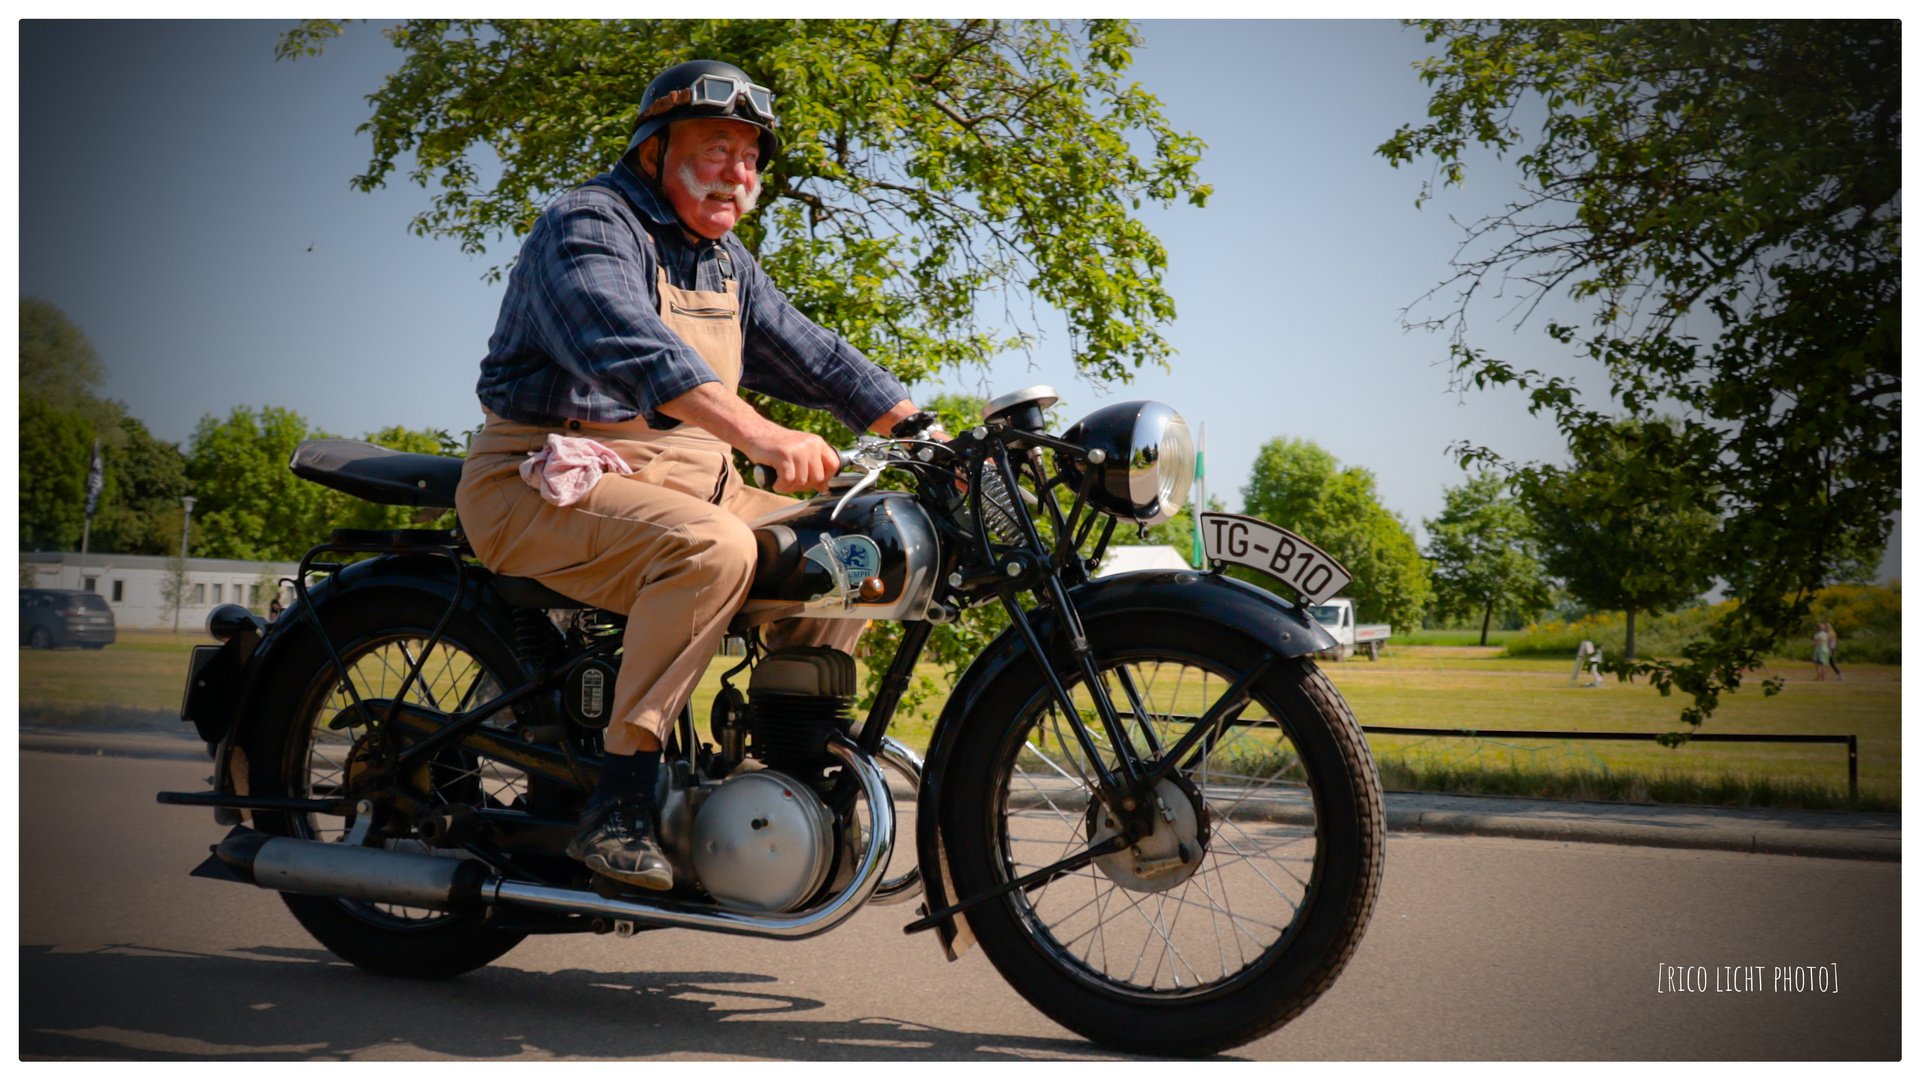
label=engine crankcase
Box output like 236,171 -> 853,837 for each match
690,770 -> 836,913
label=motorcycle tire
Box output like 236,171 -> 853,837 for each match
941,614 -> 1384,1057
242,587 -> 533,979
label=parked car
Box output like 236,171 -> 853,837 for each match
1308,597 -> 1390,661
19,588 -> 116,649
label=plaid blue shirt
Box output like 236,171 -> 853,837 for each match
476,161 -> 908,434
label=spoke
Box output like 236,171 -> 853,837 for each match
999,652 -> 1324,995
1214,821 -> 1312,899
396,641 -> 443,711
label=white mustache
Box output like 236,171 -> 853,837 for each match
677,160 -> 760,217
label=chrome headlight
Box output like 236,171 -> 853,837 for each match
1057,401 -> 1195,525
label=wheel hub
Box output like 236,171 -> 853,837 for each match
1085,774 -> 1210,894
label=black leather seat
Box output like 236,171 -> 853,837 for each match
289,439 -> 463,509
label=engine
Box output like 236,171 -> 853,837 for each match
744,646 -> 858,776
663,647 -> 861,913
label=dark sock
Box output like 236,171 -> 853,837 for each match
588,749 -> 661,810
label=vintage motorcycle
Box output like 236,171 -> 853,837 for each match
161,386 -> 1383,1056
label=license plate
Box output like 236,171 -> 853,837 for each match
1199,513 -> 1352,606
182,644 -> 222,723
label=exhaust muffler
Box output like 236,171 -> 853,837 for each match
215,829 -> 490,910
205,736 -> 896,941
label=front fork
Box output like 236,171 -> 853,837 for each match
969,440 -> 1167,839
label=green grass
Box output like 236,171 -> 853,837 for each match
1321,647 -> 1899,807
17,630 -> 203,722
1372,759 -> 1895,813
1395,628 -> 1524,647
21,633 -> 1897,811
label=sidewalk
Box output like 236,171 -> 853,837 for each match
22,725 -> 1899,862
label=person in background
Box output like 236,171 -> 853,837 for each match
1821,621 -> 1843,681
1811,623 -> 1831,681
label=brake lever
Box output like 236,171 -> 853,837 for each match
830,467 -> 882,521
830,436 -> 900,520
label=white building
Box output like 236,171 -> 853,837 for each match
21,551 -> 300,630
1094,544 -> 1195,576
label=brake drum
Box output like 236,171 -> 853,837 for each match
690,770 -> 835,913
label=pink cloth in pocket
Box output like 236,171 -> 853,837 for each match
518,434 -> 634,507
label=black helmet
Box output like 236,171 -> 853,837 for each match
624,59 -> 780,166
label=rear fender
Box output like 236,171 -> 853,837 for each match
912,570 -> 1337,959
205,555 -> 524,813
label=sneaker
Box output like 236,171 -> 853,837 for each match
566,795 -> 674,891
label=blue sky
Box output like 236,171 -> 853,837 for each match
13,19 -> 1899,578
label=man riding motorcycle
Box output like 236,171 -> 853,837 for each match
454,59 -> 939,891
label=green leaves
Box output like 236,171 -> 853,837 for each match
1239,437 -> 1432,632
1424,472 -> 1551,643
1382,19 -> 1899,723
1514,418 -> 1717,661
281,19 -> 1209,387
187,407 -> 460,561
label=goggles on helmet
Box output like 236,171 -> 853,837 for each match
692,74 -> 774,123
642,74 -> 774,126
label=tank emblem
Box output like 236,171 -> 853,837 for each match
833,535 -> 882,580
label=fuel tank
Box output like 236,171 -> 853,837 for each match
742,492 -> 940,622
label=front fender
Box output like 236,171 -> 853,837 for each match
911,570 -> 1336,959
207,554 -> 523,812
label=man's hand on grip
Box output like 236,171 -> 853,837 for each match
748,427 -> 841,494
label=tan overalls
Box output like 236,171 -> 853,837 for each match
455,266 -> 863,753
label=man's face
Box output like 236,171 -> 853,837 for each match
659,118 -> 762,239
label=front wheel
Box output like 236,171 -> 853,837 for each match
941,616 -> 1384,1056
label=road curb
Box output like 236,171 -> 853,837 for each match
1385,806 -> 1900,861
20,729 -> 210,762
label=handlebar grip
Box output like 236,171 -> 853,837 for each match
751,449 -> 856,491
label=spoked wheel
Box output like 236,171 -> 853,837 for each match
942,615 -> 1384,1056
244,590 -> 534,978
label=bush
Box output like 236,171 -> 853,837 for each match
1502,603 -> 1737,658
1803,582 -> 1901,665
1501,583 -> 1901,664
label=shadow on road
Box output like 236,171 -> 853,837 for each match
19,943 -> 1148,1061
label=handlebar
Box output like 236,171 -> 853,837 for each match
751,448 -> 856,492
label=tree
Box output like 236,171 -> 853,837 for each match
1240,437 -> 1432,632
19,299 -> 133,551
1378,20 -> 1899,724
251,563 -> 285,615
19,297 -> 125,443
158,548 -> 191,633
19,397 -> 94,550
1424,472 -> 1551,645
1515,419 -> 1717,661
187,406 -> 335,561
189,406 -> 466,560
277,19 -> 1210,426
89,416 -> 192,555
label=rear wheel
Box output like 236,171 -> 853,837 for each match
243,588 -> 534,979
28,626 -> 52,650
942,615 -> 1384,1056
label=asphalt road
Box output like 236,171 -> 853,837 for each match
19,752 -> 1901,1060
